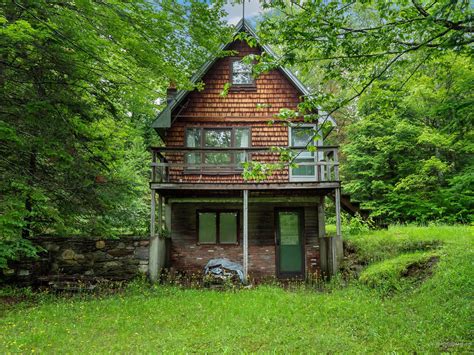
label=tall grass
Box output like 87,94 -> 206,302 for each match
0,225 -> 472,352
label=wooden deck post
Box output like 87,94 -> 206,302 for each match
318,195 -> 326,238
157,195 -> 165,270
149,189 -> 159,282
243,189 -> 249,283
335,187 -> 342,237
334,187 -> 343,272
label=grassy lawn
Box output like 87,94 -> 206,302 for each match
1,225 -> 472,353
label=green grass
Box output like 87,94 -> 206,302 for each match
0,225 -> 472,353
359,251 -> 439,293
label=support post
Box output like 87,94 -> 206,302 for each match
318,195 -> 326,238
334,187 -> 343,271
335,187 -> 342,237
149,189 -> 159,282
243,189 -> 249,283
157,195 -> 165,271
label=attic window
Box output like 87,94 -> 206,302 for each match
231,59 -> 253,85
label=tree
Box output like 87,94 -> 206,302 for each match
245,0 -> 473,222
0,0 -> 230,268
343,53 -> 473,223
258,0 -> 473,121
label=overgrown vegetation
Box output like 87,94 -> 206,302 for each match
0,0 -> 231,266
255,0 -> 473,223
1,225 -> 472,352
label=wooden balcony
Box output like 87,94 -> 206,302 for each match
150,146 -> 340,192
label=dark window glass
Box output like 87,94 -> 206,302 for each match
185,128 -> 251,170
232,60 -> 253,85
204,129 -> 232,165
198,211 -> 238,244
235,128 -> 250,164
198,212 -> 217,243
219,212 -> 238,244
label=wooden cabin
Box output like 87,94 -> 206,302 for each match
149,19 -> 342,282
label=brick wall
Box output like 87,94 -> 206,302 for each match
169,201 -> 320,279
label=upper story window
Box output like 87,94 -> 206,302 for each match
185,127 -> 250,172
289,125 -> 319,181
231,59 -> 254,86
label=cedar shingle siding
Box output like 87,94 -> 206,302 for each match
164,40 -> 302,183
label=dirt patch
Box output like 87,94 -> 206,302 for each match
402,256 -> 440,282
0,295 -> 26,306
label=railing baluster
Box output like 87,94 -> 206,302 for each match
150,146 -> 339,183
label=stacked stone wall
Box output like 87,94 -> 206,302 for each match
2,237 -> 149,285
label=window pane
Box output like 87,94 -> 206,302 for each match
293,159 -> 315,176
232,60 -> 253,85
186,152 -> 201,166
198,213 -> 216,243
204,129 -> 231,147
291,127 -> 315,178
204,129 -> 231,165
279,212 -> 300,246
205,153 -> 232,165
278,211 -> 302,272
291,127 -> 314,147
186,128 -> 201,167
235,128 -> 250,165
235,128 -> 249,147
186,128 -> 201,147
219,212 -> 238,244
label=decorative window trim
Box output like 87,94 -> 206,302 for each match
184,127 -> 252,174
196,210 -> 240,245
229,57 -> 256,90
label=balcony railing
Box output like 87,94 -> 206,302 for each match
150,146 -> 339,184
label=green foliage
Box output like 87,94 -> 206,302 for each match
342,54 -> 473,223
359,251 -> 439,294
0,1 -> 230,266
219,82 -> 232,97
255,1 -> 473,223
260,0 -> 472,116
0,225 -> 472,352
241,161 -> 283,182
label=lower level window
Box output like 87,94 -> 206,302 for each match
198,211 -> 238,244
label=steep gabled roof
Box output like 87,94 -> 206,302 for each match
152,18 -> 333,131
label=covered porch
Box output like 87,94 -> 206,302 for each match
149,188 -> 343,283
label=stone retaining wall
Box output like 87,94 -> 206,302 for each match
2,236 -> 149,285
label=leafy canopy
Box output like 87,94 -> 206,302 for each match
0,0 -> 230,268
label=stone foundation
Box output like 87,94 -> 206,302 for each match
2,236 -> 149,285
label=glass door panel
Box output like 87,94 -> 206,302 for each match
277,211 -> 303,276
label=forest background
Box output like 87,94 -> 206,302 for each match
1,0 -> 472,267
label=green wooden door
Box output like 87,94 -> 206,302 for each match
276,210 -> 304,278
